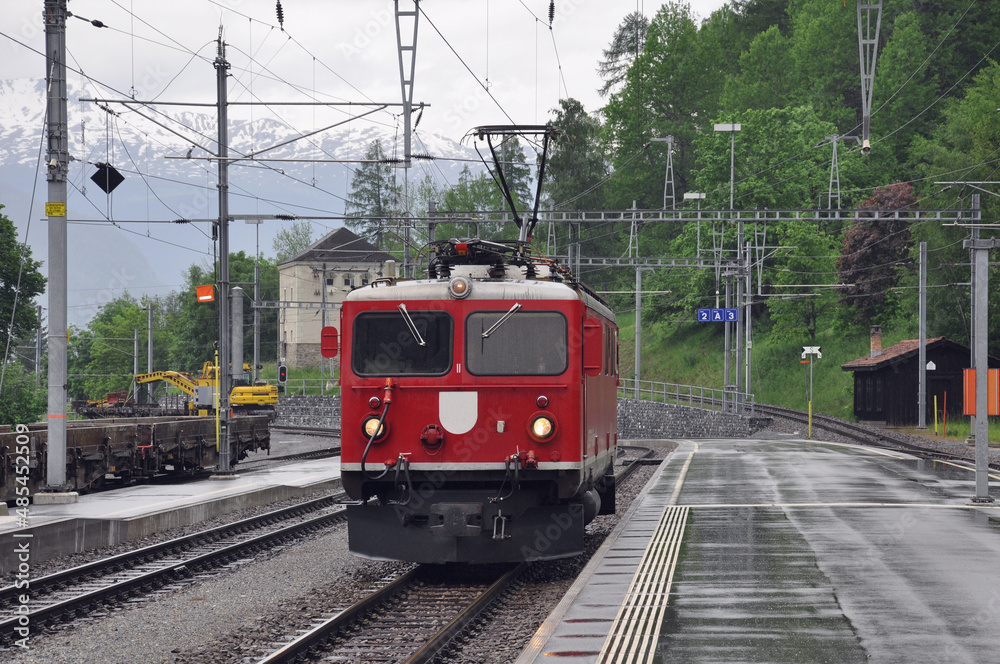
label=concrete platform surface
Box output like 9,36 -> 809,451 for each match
0,457 -> 341,575
518,437 -> 1000,664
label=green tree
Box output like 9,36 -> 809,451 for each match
0,205 -> 45,354
0,361 -> 45,426
438,139 -> 533,243
345,139 -> 401,251
910,60 -> 1000,353
912,59 -> 1000,215
492,138 -> 532,213
731,0 -> 791,38
866,11 -> 938,175
909,0 -> 1000,103
273,220 -> 314,263
766,219 -> 840,343
438,166 -> 512,241
836,183 -> 917,329
597,11 -> 649,98
786,0 -> 859,132
75,294 -> 148,398
0,205 -> 46,421
167,263 -> 219,371
691,106 -> 839,211
602,3 -> 729,210
547,98 -> 607,211
166,252 -> 279,372
408,172 -> 446,220
721,26 -> 795,112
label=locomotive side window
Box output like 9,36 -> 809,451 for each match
466,311 -> 567,376
351,311 -> 453,376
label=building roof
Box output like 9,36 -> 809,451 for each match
841,336 -> 956,372
279,227 -> 394,267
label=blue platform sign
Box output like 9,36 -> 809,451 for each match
697,308 -> 739,322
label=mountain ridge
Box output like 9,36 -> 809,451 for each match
1,77 -> 480,326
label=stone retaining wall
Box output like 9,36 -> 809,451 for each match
617,398 -> 768,439
275,394 -> 340,428
277,395 -> 767,439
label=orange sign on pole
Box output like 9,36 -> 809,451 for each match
196,285 -> 215,302
963,368 -> 1000,416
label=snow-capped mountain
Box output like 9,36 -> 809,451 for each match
0,78 -> 480,326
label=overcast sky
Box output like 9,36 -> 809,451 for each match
3,1 -> 731,310
6,0 -> 728,143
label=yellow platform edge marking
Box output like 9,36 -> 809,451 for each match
596,505 -> 689,664
596,443 -> 698,664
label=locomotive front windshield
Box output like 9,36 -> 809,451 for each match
466,311 -> 568,376
352,310 -> 453,376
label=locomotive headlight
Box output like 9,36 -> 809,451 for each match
448,276 -> 472,299
529,414 -> 556,442
362,415 -> 388,442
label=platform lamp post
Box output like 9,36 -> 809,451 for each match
714,123 -> 742,410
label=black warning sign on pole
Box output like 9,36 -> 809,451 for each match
91,163 -> 124,194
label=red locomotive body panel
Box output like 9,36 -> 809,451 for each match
342,298 -> 585,470
339,263 -> 618,564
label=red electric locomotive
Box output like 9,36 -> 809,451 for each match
335,237 -> 619,564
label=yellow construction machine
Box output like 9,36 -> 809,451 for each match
134,361 -> 279,419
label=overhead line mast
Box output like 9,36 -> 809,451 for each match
395,0 -> 421,277
857,1 -> 882,155
43,0 -> 75,501
215,28 -> 234,475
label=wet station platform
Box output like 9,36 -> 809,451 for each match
0,457 -> 341,574
518,436 -> 1000,664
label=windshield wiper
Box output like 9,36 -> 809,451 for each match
481,302 -> 521,338
397,304 -> 426,346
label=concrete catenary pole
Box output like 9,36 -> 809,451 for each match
964,195 -> 997,503
215,30 -> 233,476
44,0 -> 73,498
918,242 -> 926,429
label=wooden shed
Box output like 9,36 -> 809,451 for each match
841,327 -> 999,427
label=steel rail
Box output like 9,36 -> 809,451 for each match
255,567 -> 423,664
256,447 -> 656,663
756,403 -> 1000,471
0,501 -> 347,644
405,563 -> 529,664
269,425 -> 342,437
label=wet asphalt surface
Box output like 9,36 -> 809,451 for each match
650,437 -> 1000,663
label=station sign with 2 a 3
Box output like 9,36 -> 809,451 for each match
697,308 -> 739,322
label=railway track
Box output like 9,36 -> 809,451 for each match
255,450 -> 654,664
270,425 -> 341,438
258,564 -> 524,664
235,445 -> 342,471
0,494 -> 348,647
756,403 -> 1000,470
